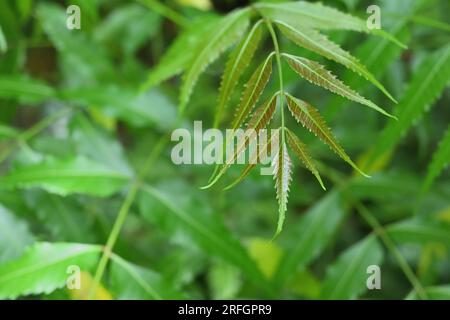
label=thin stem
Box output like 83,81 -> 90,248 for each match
265,19 -> 286,142
353,202 -> 428,300
316,161 -> 428,300
88,134 -> 170,299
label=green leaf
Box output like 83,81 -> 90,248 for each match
62,87 -> 178,130
110,254 -> 183,300
0,204 -> 34,263
0,242 -> 101,299
0,25 -> 7,54
256,1 -> 405,47
387,218 -> 450,247
232,53 -> 274,129
274,21 -> 396,103
320,235 -> 383,299
24,191 -> 95,242
407,285 -> 450,300
180,8 -> 250,113
423,125 -> 450,191
275,191 -> 345,284
286,128 -> 325,190
142,16 -> 220,89
203,88 -> 277,190
140,183 -> 269,289
282,54 -> 395,119
256,1 -> 367,32
285,94 -> 368,177
214,20 -> 264,127
0,156 -> 130,197
272,141 -> 292,237
208,261 -> 242,299
0,75 -> 56,103
223,129 -> 280,190
368,44 -> 450,166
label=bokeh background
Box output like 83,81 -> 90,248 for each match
0,0 -> 449,300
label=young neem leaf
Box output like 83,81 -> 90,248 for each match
215,20 -> 264,127
274,20 -> 397,103
179,8 -> 251,114
272,141 -> 292,237
282,54 -> 396,119
285,94 -> 368,177
423,125 -> 450,192
286,128 -> 325,190
204,92 -> 278,189
231,52 -> 274,130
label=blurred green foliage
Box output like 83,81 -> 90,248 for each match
0,0 -> 449,300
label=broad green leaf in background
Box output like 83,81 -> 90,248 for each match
140,183 -> 269,290
37,3 -> 114,86
407,285 -> 450,300
387,218 -> 450,247
142,16 -> 220,90
275,191 -> 345,285
282,54 -> 395,119
247,238 -> 283,279
63,87 -> 177,130
423,125 -> 450,191
0,156 -> 130,197
0,204 -> 34,263
70,114 -> 133,175
207,261 -> 242,299
0,242 -> 101,299
0,25 -> 7,53
0,75 -> 56,103
320,235 -> 383,299
180,8 -> 250,113
94,3 -> 161,56
110,254 -> 183,300
367,44 -> 450,167
24,191 -> 96,243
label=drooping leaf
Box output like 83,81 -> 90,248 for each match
215,20 -> 264,127
141,16 -> 220,90
368,44 -> 450,167
286,128 -> 325,190
0,242 -> 101,299
179,8 -> 250,113
272,141 -> 292,236
232,53 -> 274,130
320,235 -> 384,299
0,156 -> 130,197
285,94 -> 367,177
282,54 -> 395,119
423,125 -> 450,191
274,20 -> 396,103
140,183 -> 269,289
275,191 -> 346,285
0,204 -> 34,263
110,254 -> 183,300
